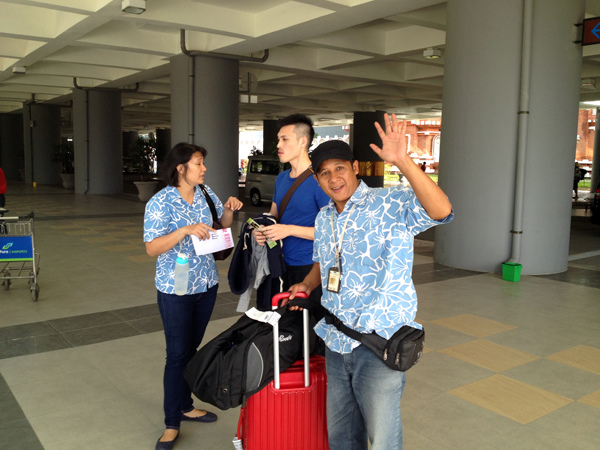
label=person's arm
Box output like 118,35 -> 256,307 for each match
253,202 -> 278,245
269,201 -> 278,218
145,223 -> 215,257
147,196 -> 243,256
371,113 -> 452,221
219,196 -> 243,228
262,223 -> 315,242
290,262 -> 321,297
253,200 -> 316,243
283,262 -> 322,309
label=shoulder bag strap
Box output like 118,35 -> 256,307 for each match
199,184 -> 218,222
322,308 -> 365,343
290,297 -> 365,343
277,167 -> 313,220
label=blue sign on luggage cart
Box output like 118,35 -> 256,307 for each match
0,236 -> 34,261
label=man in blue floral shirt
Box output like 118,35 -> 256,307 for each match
289,114 -> 453,450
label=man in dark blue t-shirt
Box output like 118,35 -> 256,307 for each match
253,114 -> 330,308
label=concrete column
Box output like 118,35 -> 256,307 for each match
122,131 -> 138,160
352,111 -> 385,188
263,119 -> 279,154
170,53 -> 239,200
0,113 -> 24,180
155,128 -> 171,168
591,108 -> 600,193
170,54 -> 191,146
72,89 -> 122,194
22,103 -> 61,185
435,0 -> 585,275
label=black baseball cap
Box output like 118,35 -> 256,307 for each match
309,140 -> 354,172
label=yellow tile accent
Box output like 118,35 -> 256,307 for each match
102,244 -> 140,252
127,254 -> 156,263
438,339 -> 538,372
578,390 -> 600,409
82,236 -> 119,243
546,345 -> 600,375
449,374 -> 572,424
431,314 -> 516,338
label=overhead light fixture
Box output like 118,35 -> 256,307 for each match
12,66 -> 26,75
122,0 -> 146,14
423,48 -> 442,59
581,78 -> 596,88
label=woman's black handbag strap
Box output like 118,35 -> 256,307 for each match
278,168 -> 313,220
199,184 -> 218,222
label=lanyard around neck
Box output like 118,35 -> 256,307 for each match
330,203 -> 357,262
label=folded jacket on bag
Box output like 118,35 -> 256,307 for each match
228,214 -> 285,311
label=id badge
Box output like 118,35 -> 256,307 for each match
327,266 -> 341,293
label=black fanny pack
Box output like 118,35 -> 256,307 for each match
290,299 -> 424,372
323,312 -> 424,372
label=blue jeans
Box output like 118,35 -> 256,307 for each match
157,285 -> 218,428
325,345 -> 406,450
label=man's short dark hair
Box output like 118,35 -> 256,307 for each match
277,114 -> 315,150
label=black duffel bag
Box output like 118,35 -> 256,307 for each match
184,307 -> 319,410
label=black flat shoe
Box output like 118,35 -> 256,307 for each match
155,432 -> 179,450
180,410 -> 218,423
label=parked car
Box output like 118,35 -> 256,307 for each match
244,155 -> 283,206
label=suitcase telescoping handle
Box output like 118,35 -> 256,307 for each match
271,292 -> 310,390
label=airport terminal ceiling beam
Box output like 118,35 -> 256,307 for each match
180,29 -> 269,63
73,78 -> 139,92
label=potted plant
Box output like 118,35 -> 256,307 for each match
126,135 -> 158,201
52,141 -> 75,189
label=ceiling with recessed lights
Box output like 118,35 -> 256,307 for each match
1,0 -> 600,133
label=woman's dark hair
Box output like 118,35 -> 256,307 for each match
160,142 -> 207,187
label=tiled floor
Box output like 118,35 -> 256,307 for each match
0,182 -> 599,449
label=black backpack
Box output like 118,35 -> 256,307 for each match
184,308 -> 319,410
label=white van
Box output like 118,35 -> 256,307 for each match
244,155 -> 283,206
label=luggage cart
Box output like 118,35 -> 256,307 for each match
0,212 -> 40,301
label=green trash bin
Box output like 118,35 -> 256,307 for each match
502,263 -> 522,282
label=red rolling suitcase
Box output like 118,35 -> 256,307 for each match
235,292 -> 329,450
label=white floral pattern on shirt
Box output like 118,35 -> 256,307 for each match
143,185 -> 224,294
313,180 -> 453,354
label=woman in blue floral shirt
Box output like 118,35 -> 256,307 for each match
144,142 -> 242,450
